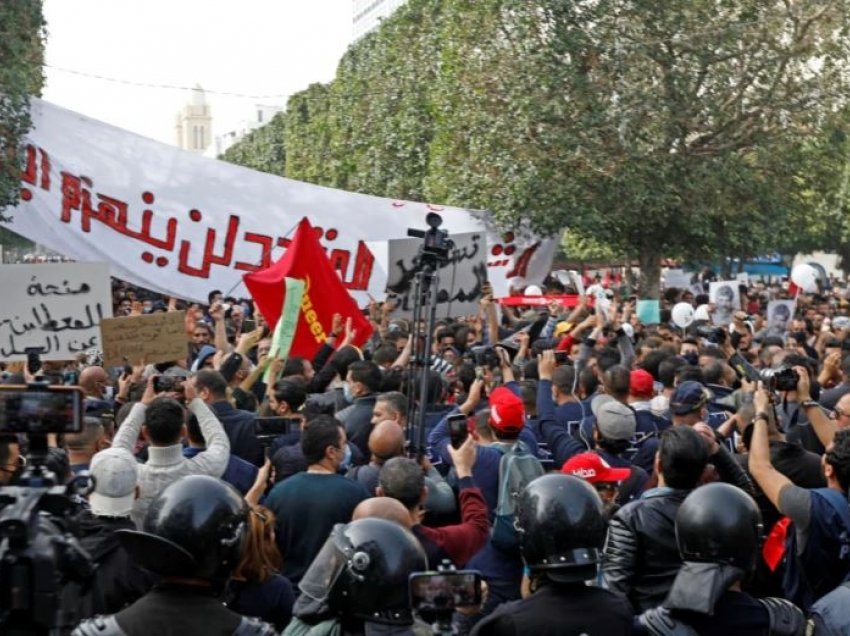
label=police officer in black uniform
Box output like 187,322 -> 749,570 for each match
471,473 -> 633,635
284,517 -> 428,636
639,482 -> 805,636
73,475 -> 275,636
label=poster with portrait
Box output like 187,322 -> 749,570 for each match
766,300 -> 796,339
709,281 -> 740,326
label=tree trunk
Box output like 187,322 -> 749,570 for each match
638,251 -> 662,299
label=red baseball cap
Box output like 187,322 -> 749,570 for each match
488,387 -> 525,434
630,369 -> 655,399
561,452 -> 631,483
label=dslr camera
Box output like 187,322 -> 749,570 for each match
760,366 -> 800,393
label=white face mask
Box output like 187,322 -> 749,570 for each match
103,385 -> 114,400
343,382 -> 355,404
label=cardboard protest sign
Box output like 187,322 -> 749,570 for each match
100,311 -> 187,368
0,263 -> 112,361
636,299 -> 661,325
663,269 -> 693,290
383,231 -> 488,319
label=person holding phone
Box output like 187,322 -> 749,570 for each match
377,434 -> 489,568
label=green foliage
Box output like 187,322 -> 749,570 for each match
0,0 -> 45,252
221,111 -> 286,176
224,0 -> 850,296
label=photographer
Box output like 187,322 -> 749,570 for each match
749,372 -> 850,610
773,353 -> 826,455
184,413 -> 257,495
377,436 -> 489,568
76,448 -> 157,617
194,369 -> 264,467
111,375 -> 230,527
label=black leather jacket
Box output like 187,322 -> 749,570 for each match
603,487 -> 690,613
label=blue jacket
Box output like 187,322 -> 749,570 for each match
534,380 -> 586,467
783,488 -> 850,610
427,382 -> 539,582
210,400 -> 264,467
183,447 -> 258,495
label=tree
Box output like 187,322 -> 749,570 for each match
221,111 -> 286,176
426,0 -> 850,297
0,0 -> 45,250
224,0 -> 850,296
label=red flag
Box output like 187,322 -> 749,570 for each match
762,516 -> 791,572
243,217 -> 373,358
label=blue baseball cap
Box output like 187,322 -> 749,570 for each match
670,381 -> 710,416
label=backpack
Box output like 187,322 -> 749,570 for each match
490,440 -> 544,551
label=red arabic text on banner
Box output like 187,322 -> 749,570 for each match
243,218 -> 372,359
498,295 -> 587,308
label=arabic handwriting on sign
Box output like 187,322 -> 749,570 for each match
0,333 -> 61,358
388,235 -> 484,298
26,276 -> 91,297
41,303 -> 104,334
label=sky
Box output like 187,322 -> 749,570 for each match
41,0 -> 352,146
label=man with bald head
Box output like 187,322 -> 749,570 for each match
377,436 -> 489,567
351,496 -> 412,528
346,420 -> 406,495
80,366 -> 111,400
79,365 -> 114,416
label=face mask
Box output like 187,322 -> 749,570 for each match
339,444 -> 353,471
343,382 -> 355,404
683,352 -> 699,366
103,385 -> 114,401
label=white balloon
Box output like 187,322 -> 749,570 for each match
671,302 -> 695,328
791,263 -> 818,292
694,304 -> 711,322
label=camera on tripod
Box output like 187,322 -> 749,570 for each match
407,212 -> 454,270
0,383 -> 94,635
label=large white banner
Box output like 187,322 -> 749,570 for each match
380,231 -> 487,319
0,263 -> 113,361
1,99 -> 557,304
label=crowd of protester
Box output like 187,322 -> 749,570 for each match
4,271 -> 850,634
